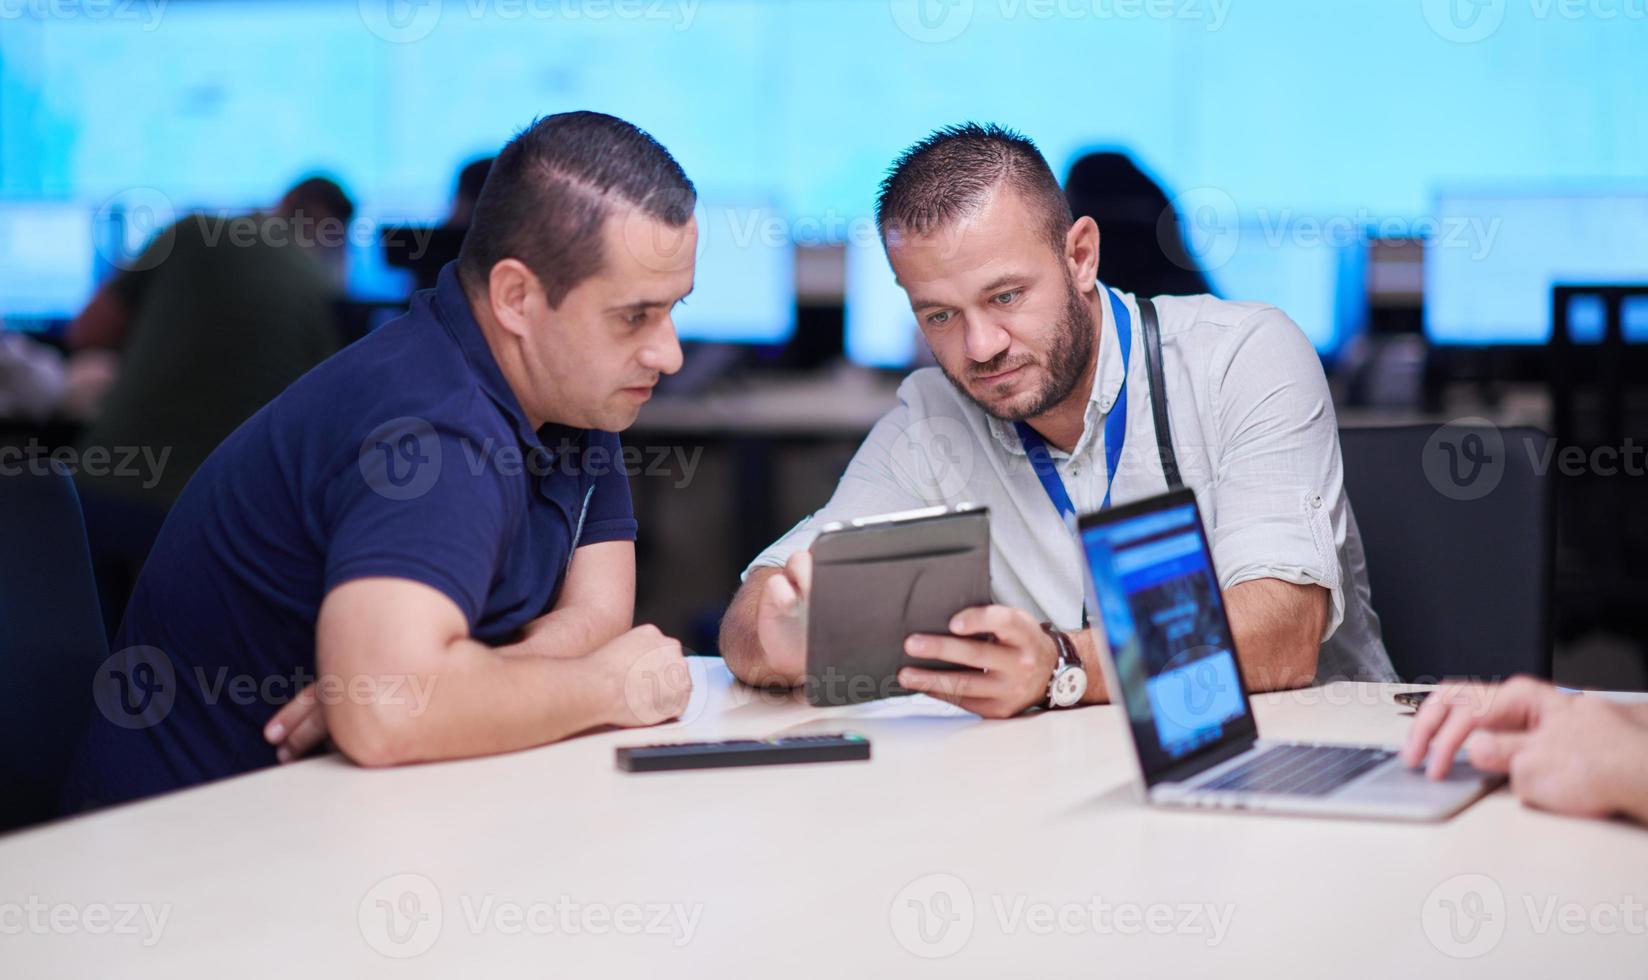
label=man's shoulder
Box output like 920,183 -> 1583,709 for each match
1147,293 -> 1316,366
1148,293 -> 1292,336
268,312 -> 514,455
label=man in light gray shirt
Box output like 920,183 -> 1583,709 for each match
720,124 -> 1395,717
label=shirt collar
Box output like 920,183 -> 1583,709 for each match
987,281 -> 1129,459
431,262 -> 549,453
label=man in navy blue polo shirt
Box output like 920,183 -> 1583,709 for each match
63,112 -> 698,810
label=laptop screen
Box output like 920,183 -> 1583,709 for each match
1078,490 -> 1258,783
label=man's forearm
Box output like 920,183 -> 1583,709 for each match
514,603 -> 629,660
1224,579 -> 1325,692
719,570 -> 802,688
325,636 -> 620,767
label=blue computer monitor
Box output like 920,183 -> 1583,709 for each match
848,220 -> 1354,367
1206,222 -> 1358,355
844,236 -> 919,368
0,204 -> 96,323
670,203 -> 795,345
1425,192 -> 1648,345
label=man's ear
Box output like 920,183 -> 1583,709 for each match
486,258 -> 542,340
1066,216 -> 1100,293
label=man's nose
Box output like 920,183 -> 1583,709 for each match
963,313 -> 1012,364
643,317 -> 685,376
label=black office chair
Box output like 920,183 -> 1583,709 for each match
1339,424 -> 1553,683
0,464 -> 109,831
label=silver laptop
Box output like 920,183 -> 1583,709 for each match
1076,488 -> 1501,822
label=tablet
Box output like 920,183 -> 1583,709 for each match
805,504 -> 992,706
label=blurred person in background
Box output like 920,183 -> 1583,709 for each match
1063,151 -> 1213,299
66,176 -> 354,635
395,156 -> 497,292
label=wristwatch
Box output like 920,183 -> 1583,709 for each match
1040,623 -> 1088,708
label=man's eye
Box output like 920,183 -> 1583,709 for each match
625,311 -> 650,327
926,310 -> 954,326
993,290 -> 1020,305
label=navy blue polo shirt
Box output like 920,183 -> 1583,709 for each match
61,264 -> 637,810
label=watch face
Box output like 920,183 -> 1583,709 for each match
1049,666 -> 1088,708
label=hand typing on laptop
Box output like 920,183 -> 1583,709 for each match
1402,677 -> 1648,824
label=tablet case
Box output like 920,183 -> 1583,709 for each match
805,506 -> 992,706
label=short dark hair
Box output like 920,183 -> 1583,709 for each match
876,123 -> 1072,256
458,111 -> 696,306
282,175 -> 355,226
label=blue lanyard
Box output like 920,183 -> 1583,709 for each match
1013,285 -> 1131,520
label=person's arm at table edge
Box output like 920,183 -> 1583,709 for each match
316,576 -> 673,767
719,565 -> 804,689
264,540 -> 638,760
1224,578 -> 1325,692
513,540 -> 635,658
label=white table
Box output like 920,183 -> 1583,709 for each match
3,661 -> 1645,978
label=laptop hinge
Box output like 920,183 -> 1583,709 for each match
1148,736 -> 1258,788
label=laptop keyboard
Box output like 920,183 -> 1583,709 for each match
1198,744 -> 1394,797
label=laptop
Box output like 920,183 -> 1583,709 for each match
1076,488 -> 1502,821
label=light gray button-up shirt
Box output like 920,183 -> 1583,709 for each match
746,289 -> 1396,683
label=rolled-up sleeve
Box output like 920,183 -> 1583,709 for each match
1206,308 -> 1348,641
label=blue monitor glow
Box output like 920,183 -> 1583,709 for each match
844,237 -> 919,369
669,204 -> 795,346
1425,193 -> 1648,345
0,204 -> 95,322
1205,223 -> 1355,355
